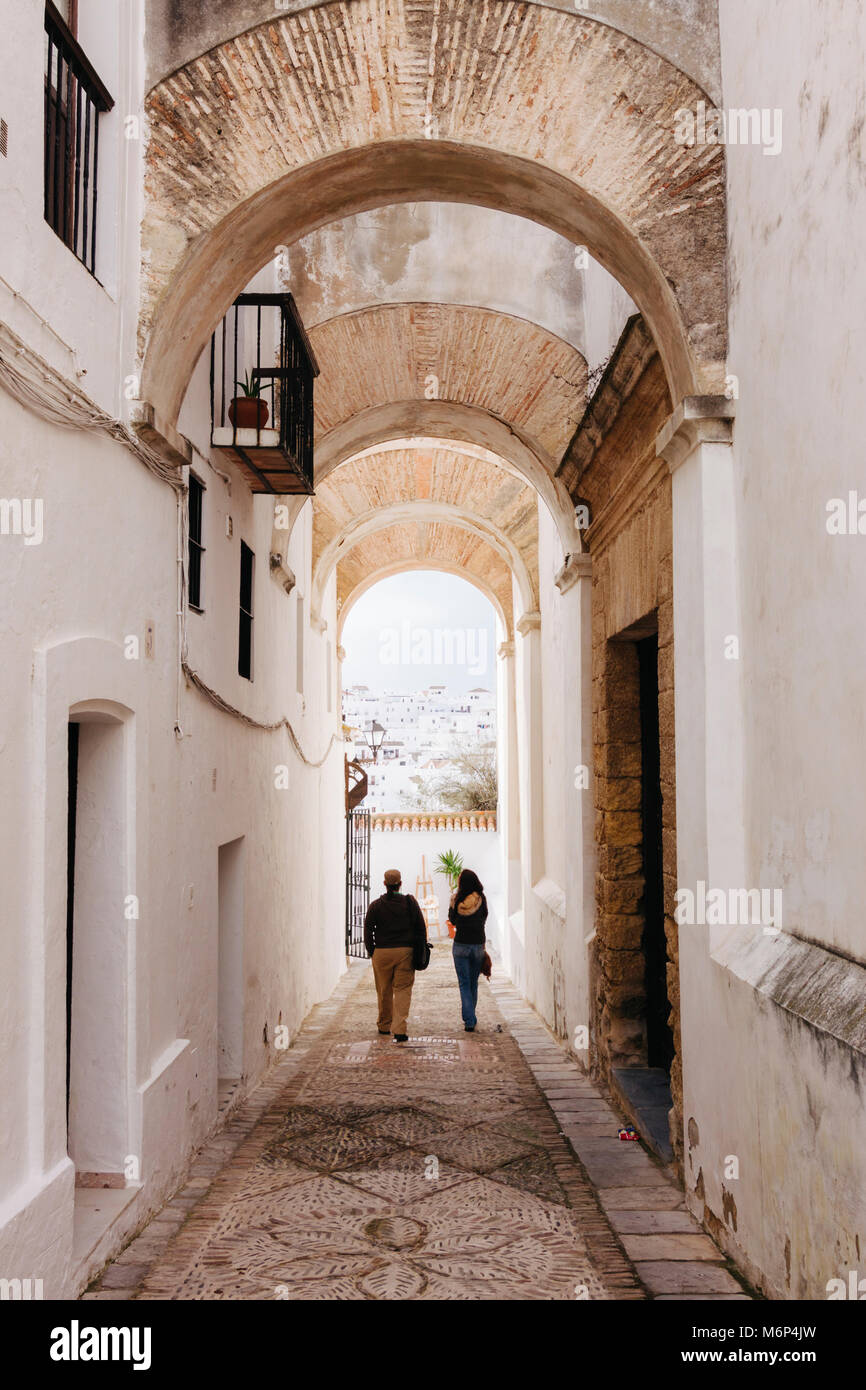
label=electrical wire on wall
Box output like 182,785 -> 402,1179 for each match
0,314 -> 341,766
0,318 -> 184,491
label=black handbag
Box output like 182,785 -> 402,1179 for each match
413,937 -> 432,971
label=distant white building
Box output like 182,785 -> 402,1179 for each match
343,685 -> 496,812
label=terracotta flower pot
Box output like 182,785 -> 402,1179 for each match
228,395 -> 269,430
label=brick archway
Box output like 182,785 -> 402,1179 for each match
314,405 -> 578,556
140,0 -> 726,423
335,533 -> 515,643
309,304 -> 588,466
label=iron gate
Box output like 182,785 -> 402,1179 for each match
345,808 -> 371,958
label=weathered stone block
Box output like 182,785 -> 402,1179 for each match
601,877 -> 644,915
601,913 -> 645,949
658,643 -> 675,692
598,844 -> 643,877
597,711 -> 641,744
603,811 -> 643,846
597,776 -> 642,811
602,742 -> 643,778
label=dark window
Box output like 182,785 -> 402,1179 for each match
238,542 -> 254,680
44,2 -> 113,276
188,474 -> 205,611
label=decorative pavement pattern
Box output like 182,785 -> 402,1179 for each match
85,949 -> 753,1302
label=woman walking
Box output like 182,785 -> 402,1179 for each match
447,869 -> 489,1032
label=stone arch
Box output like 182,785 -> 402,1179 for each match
309,304 -> 587,465
314,404 -> 579,555
311,440 -> 539,623
314,502 -> 535,627
337,560 -> 510,647
140,1 -> 726,420
146,1 -> 721,99
332,517 -> 517,640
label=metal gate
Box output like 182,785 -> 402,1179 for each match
345,808 -> 371,958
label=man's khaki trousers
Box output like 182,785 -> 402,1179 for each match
372,947 -> 415,1035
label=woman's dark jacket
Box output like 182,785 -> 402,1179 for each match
448,890 -> 488,945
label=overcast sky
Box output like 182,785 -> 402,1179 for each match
341,571 -> 499,695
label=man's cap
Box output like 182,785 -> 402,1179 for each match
384,869 -> 402,887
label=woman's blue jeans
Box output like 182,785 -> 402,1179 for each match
452,942 -> 485,1027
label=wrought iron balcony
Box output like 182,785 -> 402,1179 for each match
44,2 -> 114,276
210,293 -> 319,495
346,760 -> 368,812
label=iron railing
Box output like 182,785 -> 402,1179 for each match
210,293 -> 318,494
346,808 -> 371,959
44,2 -> 114,275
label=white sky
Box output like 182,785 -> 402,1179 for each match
341,571 -> 499,694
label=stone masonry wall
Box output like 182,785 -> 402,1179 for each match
572,352 -> 683,1159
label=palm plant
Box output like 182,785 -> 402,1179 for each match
435,849 -> 464,890
235,369 -> 262,399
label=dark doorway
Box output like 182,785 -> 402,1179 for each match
637,634 -> 674,1072
66,720 -> 79,1128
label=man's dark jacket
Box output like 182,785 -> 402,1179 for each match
364,888 -> 427,955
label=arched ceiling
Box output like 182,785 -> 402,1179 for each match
312,443 -> 539,622
278,203 -> 596,353
310,304 -> 588,464
335,519 -> 516,641
146,0 -> 722,105
140,0 -> 728,423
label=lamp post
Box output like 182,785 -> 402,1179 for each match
362,719 -> 386,764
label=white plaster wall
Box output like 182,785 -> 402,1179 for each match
0,373 -> 347,1292
281,205 -> 588,353
582,259 -> 637,376
672,0 -> 866,1298
0,1 -> 144,414
0,55 -> 346,1285
0,376 -> 346,1293
370,830 -> 503,955
720,0 -> 866,961
519,504 -> 594,1049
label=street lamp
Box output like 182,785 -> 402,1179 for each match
362,720 -> 386,763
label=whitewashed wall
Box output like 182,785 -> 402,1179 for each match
370,829 -> 503,954
676,0 -> 866,1299
0,4 -> 346,1298
516,504 -> 594,1049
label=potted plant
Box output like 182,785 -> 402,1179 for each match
435,849 -> 464,890
228,371 -> 269,430
435,849 -> 464,939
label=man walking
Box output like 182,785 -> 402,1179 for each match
364,869 -> 427,1043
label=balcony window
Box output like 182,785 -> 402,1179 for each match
211,293 -> 319,495
44,1 -> 114,275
